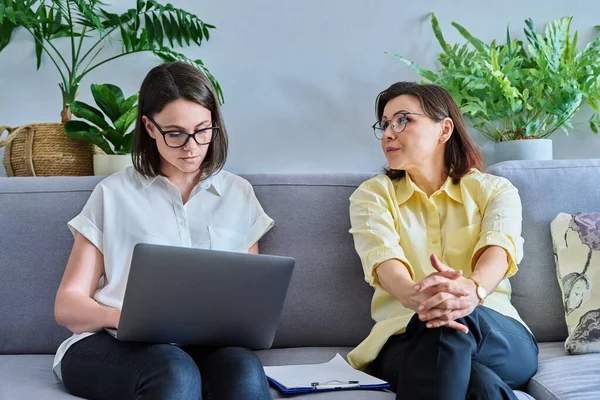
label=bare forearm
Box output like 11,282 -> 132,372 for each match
376,259 -> 418,310
469,246 -> 509,294
55,291 -> 119,334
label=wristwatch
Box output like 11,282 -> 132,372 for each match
468,277 -> 487,305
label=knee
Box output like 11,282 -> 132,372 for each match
142,345 -> 202,394
215,347 -> 267,385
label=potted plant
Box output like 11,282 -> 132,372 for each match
65,83 -> 137,176
393,14 -> 600,163
0,0 -> 221,176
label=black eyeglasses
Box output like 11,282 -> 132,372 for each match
372,112 -> 424,140
146,115 -> 220,148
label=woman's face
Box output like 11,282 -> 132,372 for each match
378,95 -> 451,171
142,98 -> 215,176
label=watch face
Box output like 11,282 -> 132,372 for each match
477,286 -> 487,299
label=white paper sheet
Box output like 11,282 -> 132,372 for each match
263,353 -> 388,389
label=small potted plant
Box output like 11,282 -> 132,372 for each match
393,14 -> 600,163
65,83 -> 137,176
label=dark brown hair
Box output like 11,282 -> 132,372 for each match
375,81 -> 483,182
132,61 -> 228,180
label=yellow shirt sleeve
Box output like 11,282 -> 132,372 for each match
349,179 -> 414,287
471,177 -> 525,279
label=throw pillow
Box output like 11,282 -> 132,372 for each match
551,212 -> 600,354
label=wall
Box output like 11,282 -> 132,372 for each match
1,0 -> 599,176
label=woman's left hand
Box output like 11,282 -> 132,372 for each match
415,254 -> 479,328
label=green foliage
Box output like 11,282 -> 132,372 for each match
0,0 -> 222,122
393,14 -> 600,141
64,83 -> 138,154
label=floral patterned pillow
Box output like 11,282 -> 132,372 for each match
551,212 -> 600,355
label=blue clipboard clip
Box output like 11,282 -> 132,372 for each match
311,380 -> 361,390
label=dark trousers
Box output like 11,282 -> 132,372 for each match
61,331 -> 272,400
371,306 -> 538,400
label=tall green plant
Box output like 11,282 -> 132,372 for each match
0,0 -> 222,123
393,14 -> 600,142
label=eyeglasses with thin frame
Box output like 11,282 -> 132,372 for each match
372,111 -> 424,140
146,115 -> 220,148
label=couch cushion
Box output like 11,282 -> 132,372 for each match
528,350 -> 600,399
488,159 -> 600,342
0,355 -> 82,400
256,347 -> 534,399
0,174 -> 377,353
0,176 -> 104,354
245,174 -> 378,348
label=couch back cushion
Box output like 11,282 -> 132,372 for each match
3,160 -> 597,353
0,173 -> 376,353
488,159 -> 600,342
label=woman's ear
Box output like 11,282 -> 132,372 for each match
439,117 -> 454,143
142,116 -> 155,139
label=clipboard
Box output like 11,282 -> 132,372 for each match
263,353 -> 390,393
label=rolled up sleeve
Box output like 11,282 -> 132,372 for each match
349,181 -> 413,287
471,178 -> 524,279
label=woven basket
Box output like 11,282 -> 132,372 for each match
0,123 -> 95,176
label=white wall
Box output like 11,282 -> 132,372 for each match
1,0 -> 599,177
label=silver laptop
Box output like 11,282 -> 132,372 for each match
106,243 -> 295,350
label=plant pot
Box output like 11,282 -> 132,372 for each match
0,123 -> 95,176
93,154 -> 133,176
493,139 -> 553,163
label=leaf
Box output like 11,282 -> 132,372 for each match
451,21 -> 488,54
430,13 -> 452,54
120,132 -> 135,153
169,13 -> 182,47
144,13 -> 154,44
6,7 -> 16,24
103,129 -> 124,148
202,23 -> 210,40
160,13 -> 173,47
121,93 -> 139,114
64,121 -> 114,154
91,83 -> 124,123
153,13 -> 163,47
70,101 -> 112,130
392,54 -> 438,82
114,106 -> 138,133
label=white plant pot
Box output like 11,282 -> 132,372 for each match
493,139 -> 553,164
93,154 -> 133,176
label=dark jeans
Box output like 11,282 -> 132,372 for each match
61,332 -> 272,400
371,306 -> 538,400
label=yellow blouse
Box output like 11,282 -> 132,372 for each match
347,169 -> 528,370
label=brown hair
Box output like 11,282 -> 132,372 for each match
132,61 -> 228,180
375,81 -> 483,182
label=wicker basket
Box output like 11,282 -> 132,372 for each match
0,123 -> 95,176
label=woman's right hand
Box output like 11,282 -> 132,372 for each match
376,259 -> 469,333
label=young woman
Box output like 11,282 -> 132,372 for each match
347,82 -> 538,399
53,61 -> 273,400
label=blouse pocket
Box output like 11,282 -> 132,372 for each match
443,223 -> 481,272
208,226 -> 248,253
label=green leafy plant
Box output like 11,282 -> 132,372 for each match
393,14 -> 600,142
0,0 -> 222,123
64,83 -> 138,154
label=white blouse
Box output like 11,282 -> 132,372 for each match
52,167 -> 274,381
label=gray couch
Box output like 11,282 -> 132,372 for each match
1,159 -> 599,400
